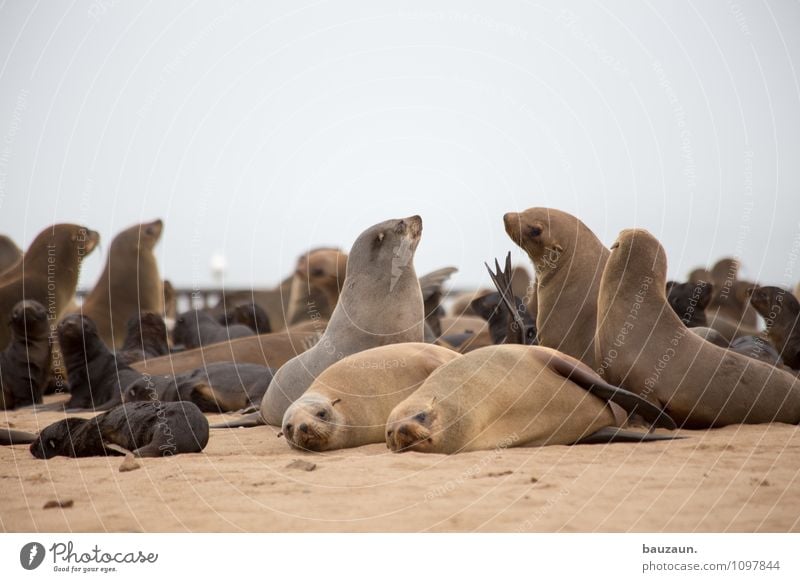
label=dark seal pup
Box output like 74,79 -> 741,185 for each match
58,314 -> 141,410
173,309 -> 254,349
1,300 -> 51,409
115,312 -> 170,366
749,285 -> 800,370
30,401 -> 209,458
666,280 -> 713,328
217,303 -> 272,335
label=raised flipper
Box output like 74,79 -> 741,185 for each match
485,253 -> 536,344
1,428 -> 38,445
576,427 -> 685,445
418,266 -> 458,301
544,352 -> 677,430
209,411 -> 265,429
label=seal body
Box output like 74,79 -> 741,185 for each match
218,303 -> 272,334
30,401 -> 209,458
666,280 -> 712,327
80,220 -> 164,350
173,309 -> 254,348
595,229 -> 800,428
749,285 -> 800,370
504,208 -> 608,368
123,362 -> 274,412
260,216 -> 425,425
115,312 -> 170,366
0,301 -> 51,409
281,343 -> 458,451
58,314 -> 141,410
0,224 -> 99,350
385,345 -> 669,454
286,248 -> 347,326
0,234 -> 22,274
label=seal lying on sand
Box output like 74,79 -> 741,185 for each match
0,301 -> 51,409
173,309 -> 255,349
123,362 -> 274,413
595,229 -> 800,428
281,343 -> 458,451
385,345 -> 676,454
30,401 -> 209,458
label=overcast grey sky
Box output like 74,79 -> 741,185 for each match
1,0 -> 799,291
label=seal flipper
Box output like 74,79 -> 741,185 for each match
545,353 -> 677,430
209,411 -> 265,429
1,428 -> 38,445
576,427 -> 685,444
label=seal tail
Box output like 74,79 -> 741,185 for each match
1,428 -> 38,445
576,427 -> 685,445
209,411 -> 265,429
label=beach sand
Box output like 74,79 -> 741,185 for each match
2,398 -> 798,532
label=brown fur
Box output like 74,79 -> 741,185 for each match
504,208 -> 609,368
748,285 -> 800,370
596,229 -> 800,428
286,248 -> 347,326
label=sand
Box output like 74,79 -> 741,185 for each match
2,397 -> 799,532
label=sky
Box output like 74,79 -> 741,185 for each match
1,0 -> 799,292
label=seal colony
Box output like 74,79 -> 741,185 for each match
2,209 -> 799,471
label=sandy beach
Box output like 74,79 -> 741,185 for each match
2,397 -> 798,533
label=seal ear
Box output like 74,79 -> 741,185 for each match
429,396 -> 437,409
330,398 -> 341,406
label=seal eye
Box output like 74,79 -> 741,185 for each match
316,410 -> 327,419
414,412 -> 427,423
529,226 -> 542,238
310,267 -> 324,277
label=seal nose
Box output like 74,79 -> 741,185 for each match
298,423 -> 309,434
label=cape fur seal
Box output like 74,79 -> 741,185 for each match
595,229 -> 800,428
0,224 -> 99,350
504,208 -> 608,368
385,345 -> 676,454
748,285 -> 800,370
0,300 -> 51,409
132,329 -> 319,376
0,234 -> 22,274
666,280 -> 712,327
30,401 -> 209,458
123,362 -> 274,412
58,314 -> 140,410
258,215 -> 425,426
173,308 -> 254,348
281,343 -> 458,451
115,312 -> 170,366
286,248 -> 347,326
79,220 -> 164,350
217,302 -> 271,334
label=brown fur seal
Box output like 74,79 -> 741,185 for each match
115,312 -> 170,366
57,314 -> 141,410
0,224 -> 99,350
286,248 -> 347,326
80,220 -> 164,350
595,229 -> 800,428
123,362 -> 274,412
690,326 -> 729,347
748,285 -> 800,370
281,343 -> 458,451
0,234 -> 22,274
172,308 -> 254,348
385,345 -> 676,454
217,302 -> 271,334
666,280 -> 712,327
30,401 -> 209,458
419,266 -> 458,338
729,336 -> 783,366
0,301 -> 51,408
132,330 -> 320,376
504,207 -> 608,368
257,216 -> 425,426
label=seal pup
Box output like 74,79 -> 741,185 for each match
0,224 -> 99,350
115,312 -> 170,366
0,301 -> 51,409
666,280 -> 712,327
80,220 -> 164,350
385,345 -> 676,454
595,229 -> 800,428
281,343 -> 458,451
58,314 -> 141,410
123,362 -> 274,412
504,207 -> 608,368
30,401 -> 209,458
729,336 -> 783,366
258,215 -> 425,426
131,329 -> 319,376
173,308 -> 254,348
748,285 -> 800,370
218,302 -> 272,334
0,234 -> 22,274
